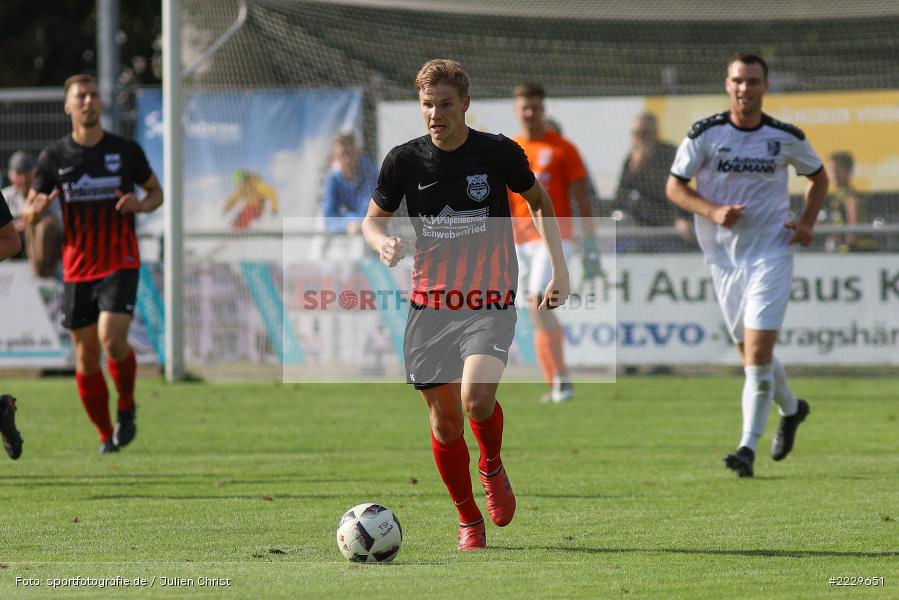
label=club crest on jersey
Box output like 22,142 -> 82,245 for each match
466,174 -> 490,202
537,148 -> 553,167
767,141 -> 781,157
104,153 -> 122,173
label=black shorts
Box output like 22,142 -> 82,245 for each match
403,304 -> 517,390
62,268 -> 140,330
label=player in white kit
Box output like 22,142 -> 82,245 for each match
666,53 -> 829,477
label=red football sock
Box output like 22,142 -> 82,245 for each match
431,432 -> 483,525
534,329 -> 555,383
108,350 -> 137,411
469,401 -> 504,475
75,370 -> 113,442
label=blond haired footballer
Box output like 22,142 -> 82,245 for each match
362,59 -> 569,549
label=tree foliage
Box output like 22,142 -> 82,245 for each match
0,0 -> 161,87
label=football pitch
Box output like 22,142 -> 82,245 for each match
1,376 -> 896,599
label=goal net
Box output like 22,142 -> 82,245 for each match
146,0 -> 899,380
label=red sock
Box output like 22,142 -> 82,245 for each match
534,330 -> 555,383
75,370 -> 113,442
431,432 -> 482,525
469,401 -> 504,475
547,327 -> 569,377
108,350 -> 137,411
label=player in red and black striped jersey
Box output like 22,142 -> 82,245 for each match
25,74 -> 163,454
374,129 -> 527,310
362,59 -> 569,551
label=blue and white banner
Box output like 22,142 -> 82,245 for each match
136,88 -> 363,238
8,253 -> 892,371
0,263 -> 65,367
0,263 -> 159,368
603,254 -> 899,365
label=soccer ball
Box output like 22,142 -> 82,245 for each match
336,503 -> 403,563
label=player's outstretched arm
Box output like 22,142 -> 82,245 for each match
521,181 -> 569,309
361,200 -> 404,267
0,222 -> 22,262
786,168 -> 829,246
116,175 -> 163,215
666,176 -> 745,228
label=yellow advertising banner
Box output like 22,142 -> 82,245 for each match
646,90 -> 899,193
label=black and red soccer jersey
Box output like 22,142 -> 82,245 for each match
373,129 -> 535,305
33,133 -> 154,282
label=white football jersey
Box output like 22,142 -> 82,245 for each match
671,112 -> 823,267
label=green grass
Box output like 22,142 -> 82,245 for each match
0,376 -> 897,599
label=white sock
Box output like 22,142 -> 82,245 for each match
772,357 -> 798,417
738,364 -> 774,451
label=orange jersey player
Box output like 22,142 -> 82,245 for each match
507,82 -> 596,403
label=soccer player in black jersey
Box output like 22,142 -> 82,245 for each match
362,59 -> 570,550
0,189 -> 24,458
25,74 -> 163,454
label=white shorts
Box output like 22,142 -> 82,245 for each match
515,240 -> 574,307
709,255 -> 793,343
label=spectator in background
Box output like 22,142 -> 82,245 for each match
1,152 -> 30,258
323,133 -> 378,235
3,151 -> 63,276
820,151 -> 864,252
614,112 -> 692,251
544,117 -> 564,135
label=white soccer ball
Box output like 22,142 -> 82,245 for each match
336,503 -> 403,563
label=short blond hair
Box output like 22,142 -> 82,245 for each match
415,59 -> 469,98
64,74 -> 97,97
